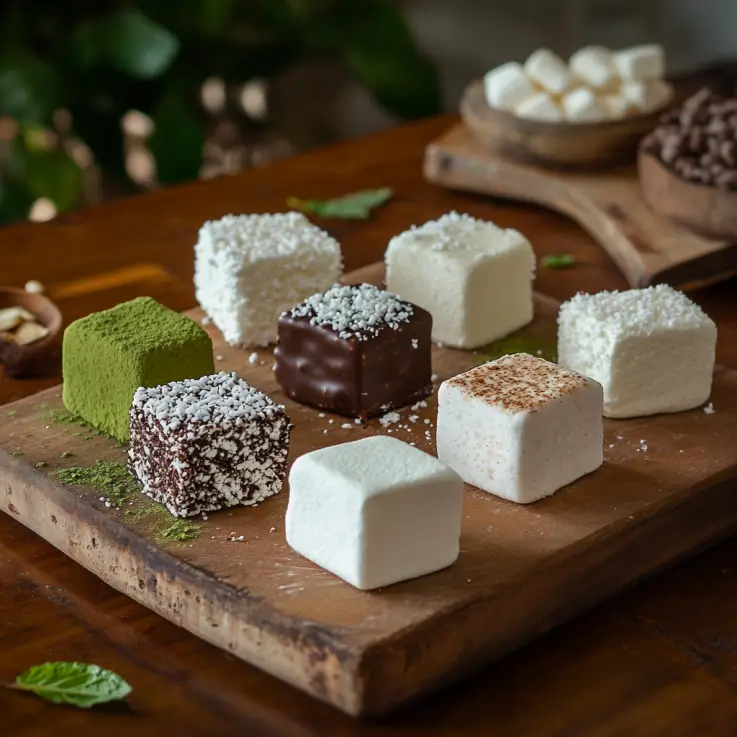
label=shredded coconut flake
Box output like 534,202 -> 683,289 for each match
287,283 -> 413,340
132,371 -> 284,433
704,402 -> 716,415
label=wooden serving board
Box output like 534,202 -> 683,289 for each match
424,124 -> 737,290
3,262 -> 737,717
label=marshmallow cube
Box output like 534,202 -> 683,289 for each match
286,436 -> 463,590
194,212 -> 342,347
621,80 -> 672,113
524,49 -> 572,95
484,62 -> 537,111
557,285 -> 717,419
614,45 -> 665,81
516,92 -> 563,122
601,93 -> 631,120
562,87 -> 607,122
569,46 -> 617,90
437,354 -> 604,504
385,212 -> 536,350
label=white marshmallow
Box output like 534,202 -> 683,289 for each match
524,49 -> 572,95
614,44 -> 665,81
285,436 -> 463,590
515,92 -> 563,122
600,93 -> 631,120
437,354 -> 603,504
484,62 -> 537,111
562,87 -> 607,122
385,212 -> 535,350
569,46 -> 617,90
194,212 -> 342,347
557,284 -> 717,419
621,80 -> 673,113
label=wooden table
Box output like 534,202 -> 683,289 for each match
3,114 -> 737,737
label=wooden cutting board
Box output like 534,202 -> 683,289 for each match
3,262 -> 737,717
424,124 -> 737,290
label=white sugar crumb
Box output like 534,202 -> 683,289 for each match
198,211 -> 339,262
328,419 -> 334,424
215,355 -> 224,361
387,211 -> 527,254
341,423 -> 353,429
379,411 -> 401,427
637,439 -> 648,452
24,280 -> 44,294
704,402 -> 716,415
409,415 -> 419,423
288,283 -> 413,340
248,352 -> 258,365
411,400 -> 428,411
559,285 -> 713,347
354,418 -> 362,424
132,371 -> 285,433
411,338 -> 419,349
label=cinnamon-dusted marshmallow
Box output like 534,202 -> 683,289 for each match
436,354 -> 603,503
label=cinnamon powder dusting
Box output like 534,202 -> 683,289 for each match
447,353 -> 588,413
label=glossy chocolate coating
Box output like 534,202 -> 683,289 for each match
274,305 -> 433,419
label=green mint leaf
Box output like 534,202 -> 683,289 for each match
12,662 -> 132,708
287,188 -> 393,219
541,254 -> 577,270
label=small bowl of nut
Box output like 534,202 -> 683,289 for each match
639,87 -> 737,239
464,44 -> 674,170
0,287 -> 62,378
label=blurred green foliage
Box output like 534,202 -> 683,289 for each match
0,0 -> 440,224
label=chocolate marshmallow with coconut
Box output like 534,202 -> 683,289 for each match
274,283 -> 432,419
128,372 -> 291,517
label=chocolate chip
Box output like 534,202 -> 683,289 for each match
645,86 -> 737,188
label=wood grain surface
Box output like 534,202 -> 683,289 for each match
2,260 -> 737,716
425,123 -> 737,290
2,111 -> 737,737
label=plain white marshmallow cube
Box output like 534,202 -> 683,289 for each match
557,284 -> 717,419
285,435 -> 463,590
515,92 -> 563,122
484,62 -> 537,111
194,212 -> 342,347
385,212 -> 535,349
436,353 -> 604,504
614,45 -> 665,82
621,80 -> 672,113
524,49 -> 572,95
569,46 -> 616,90
562,87 -> 607,122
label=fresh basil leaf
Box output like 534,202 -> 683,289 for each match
287,187 -> 393,219
541,254 -> 577,270
12,662 -> 132,708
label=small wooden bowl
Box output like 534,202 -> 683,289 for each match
639,149 -> 737,240
461,79 -> 669,170
0,287 -> 62,378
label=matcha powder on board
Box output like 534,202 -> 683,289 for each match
62,297 -> 214,442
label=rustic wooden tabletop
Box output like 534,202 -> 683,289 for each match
2,111 -> 737,737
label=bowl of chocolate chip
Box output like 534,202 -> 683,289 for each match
0,287 -> 62,378
639,88 -> 737,239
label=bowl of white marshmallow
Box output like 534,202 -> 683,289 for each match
462,45 -> 674,170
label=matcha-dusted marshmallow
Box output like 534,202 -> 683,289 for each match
62,297 -> 214,441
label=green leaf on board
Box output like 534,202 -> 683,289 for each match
540,254 -> 577,270
287,187 -> 393,219
11,662 -> 132,708
107,10 -> 180,80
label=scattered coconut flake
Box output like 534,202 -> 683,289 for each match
341,423 -> 353,429
379,411 -> 400,427
704,402 -> 716,415
201,315 -> 212,326
248,352 -> 258,365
